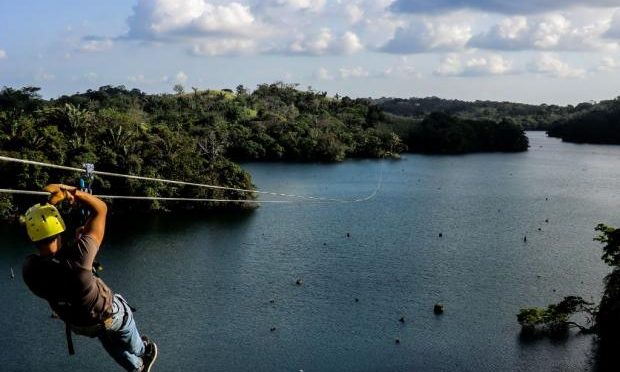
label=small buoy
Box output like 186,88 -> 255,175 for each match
269,299 -> 275,304
323,242 -> 327,246
296,279 -> 303,286
399,317 -> 405,323
545,197 -> 548,201
438,233 -> 443,238
270,327 -> 277,332
346,233 -> 350,238
434,304 -> 444,314
523,235 -> 527,242
545,219 -> 549,223
537,227 -> 541,231
395,337 -> 400,344
354,298 -> 359,303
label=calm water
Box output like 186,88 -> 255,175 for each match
1,132 -> 619,371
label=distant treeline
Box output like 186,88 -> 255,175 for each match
376,96 -> 590,131
0,84 -> 529,218
387,112 -> 528,154
547,98 -> 620,144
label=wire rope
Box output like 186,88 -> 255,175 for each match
0,155 -> 383,204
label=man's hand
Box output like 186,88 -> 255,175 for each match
43,184 -> 77,205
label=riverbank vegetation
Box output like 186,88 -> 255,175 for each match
517,224 -> 620,370
385,112 -> 528,154
0,83 -> 529,218
547,98 -> 620,144
376,96 -> 577,130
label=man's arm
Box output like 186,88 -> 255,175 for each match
43,184 -> 108,246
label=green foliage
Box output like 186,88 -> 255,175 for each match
594,223 -> 620,267
518,224 -> 620,344
517,296 -> 596,337
0,83 -> 412,217
377,96 -> 573,131
547,99 -> 620,144
592,223 -> 620,350
390,112 -> 529,154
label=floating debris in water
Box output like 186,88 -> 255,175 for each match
438,233 -> 443,238
537,228 -> 541,231
296,278 -> 303,286
269,299 -> 275,304
354,298 -> 359,303
545,219 -> 549,223
434,304 -> 444,314
523,235 -> 527,242
270,327 -> 277,332
10,267 -> 15,280
399,317 -> 405,323
395,337 -> 400,344
346,233 -> 350,238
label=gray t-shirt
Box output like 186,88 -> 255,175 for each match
23,234 -> 114,326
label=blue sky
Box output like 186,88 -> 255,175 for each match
1,0 -> 620,104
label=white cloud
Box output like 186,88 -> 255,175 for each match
191,38 -> 256,56
529,53 -> 586,78
341,31 -> 364,54
390,0 -> 619,15
343,3 -> 364,24
382,19 -> 472,53
128,74 -> 147,83
605,9 -> 620,38
470,14 -> 616,51
315,67 -> 334,80
382,57 -> 421,78
288,28 -> 363,55
127,0 -> 261,39
435,54 -> 462,76
35,70 -> 55,81
290,28 -> 331,54
435,54 -> 513,77
339,66 -> 369,79
83,72 -> 99,81
175,71 -> 188,83
271,0 -> 326,13
597,56 -> 620,71
78,38 -> 114,53
0,49 -> 6,59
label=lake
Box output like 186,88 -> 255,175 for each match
1,131 -> 618,371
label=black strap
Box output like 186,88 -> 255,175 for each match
65,322 -> 75,355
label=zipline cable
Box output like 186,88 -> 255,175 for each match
0,189 -> 297,203
0,155 -> 379,203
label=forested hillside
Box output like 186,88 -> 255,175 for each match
0,84 -> 530,218
0,83 -> 404,217
547,98 -> 620,144
376,96 -> 584,130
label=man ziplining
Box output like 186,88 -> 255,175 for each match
21,183 -> 158,371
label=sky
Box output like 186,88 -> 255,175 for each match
2,0 -> 620,104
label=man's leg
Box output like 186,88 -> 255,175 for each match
98,295 -> 145,371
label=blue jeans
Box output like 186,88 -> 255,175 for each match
98,294 -> 145,371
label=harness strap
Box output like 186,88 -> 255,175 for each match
117,295 -> 131,330
65,322 -> 75,355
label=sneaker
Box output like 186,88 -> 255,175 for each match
141,336 -> 158,372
